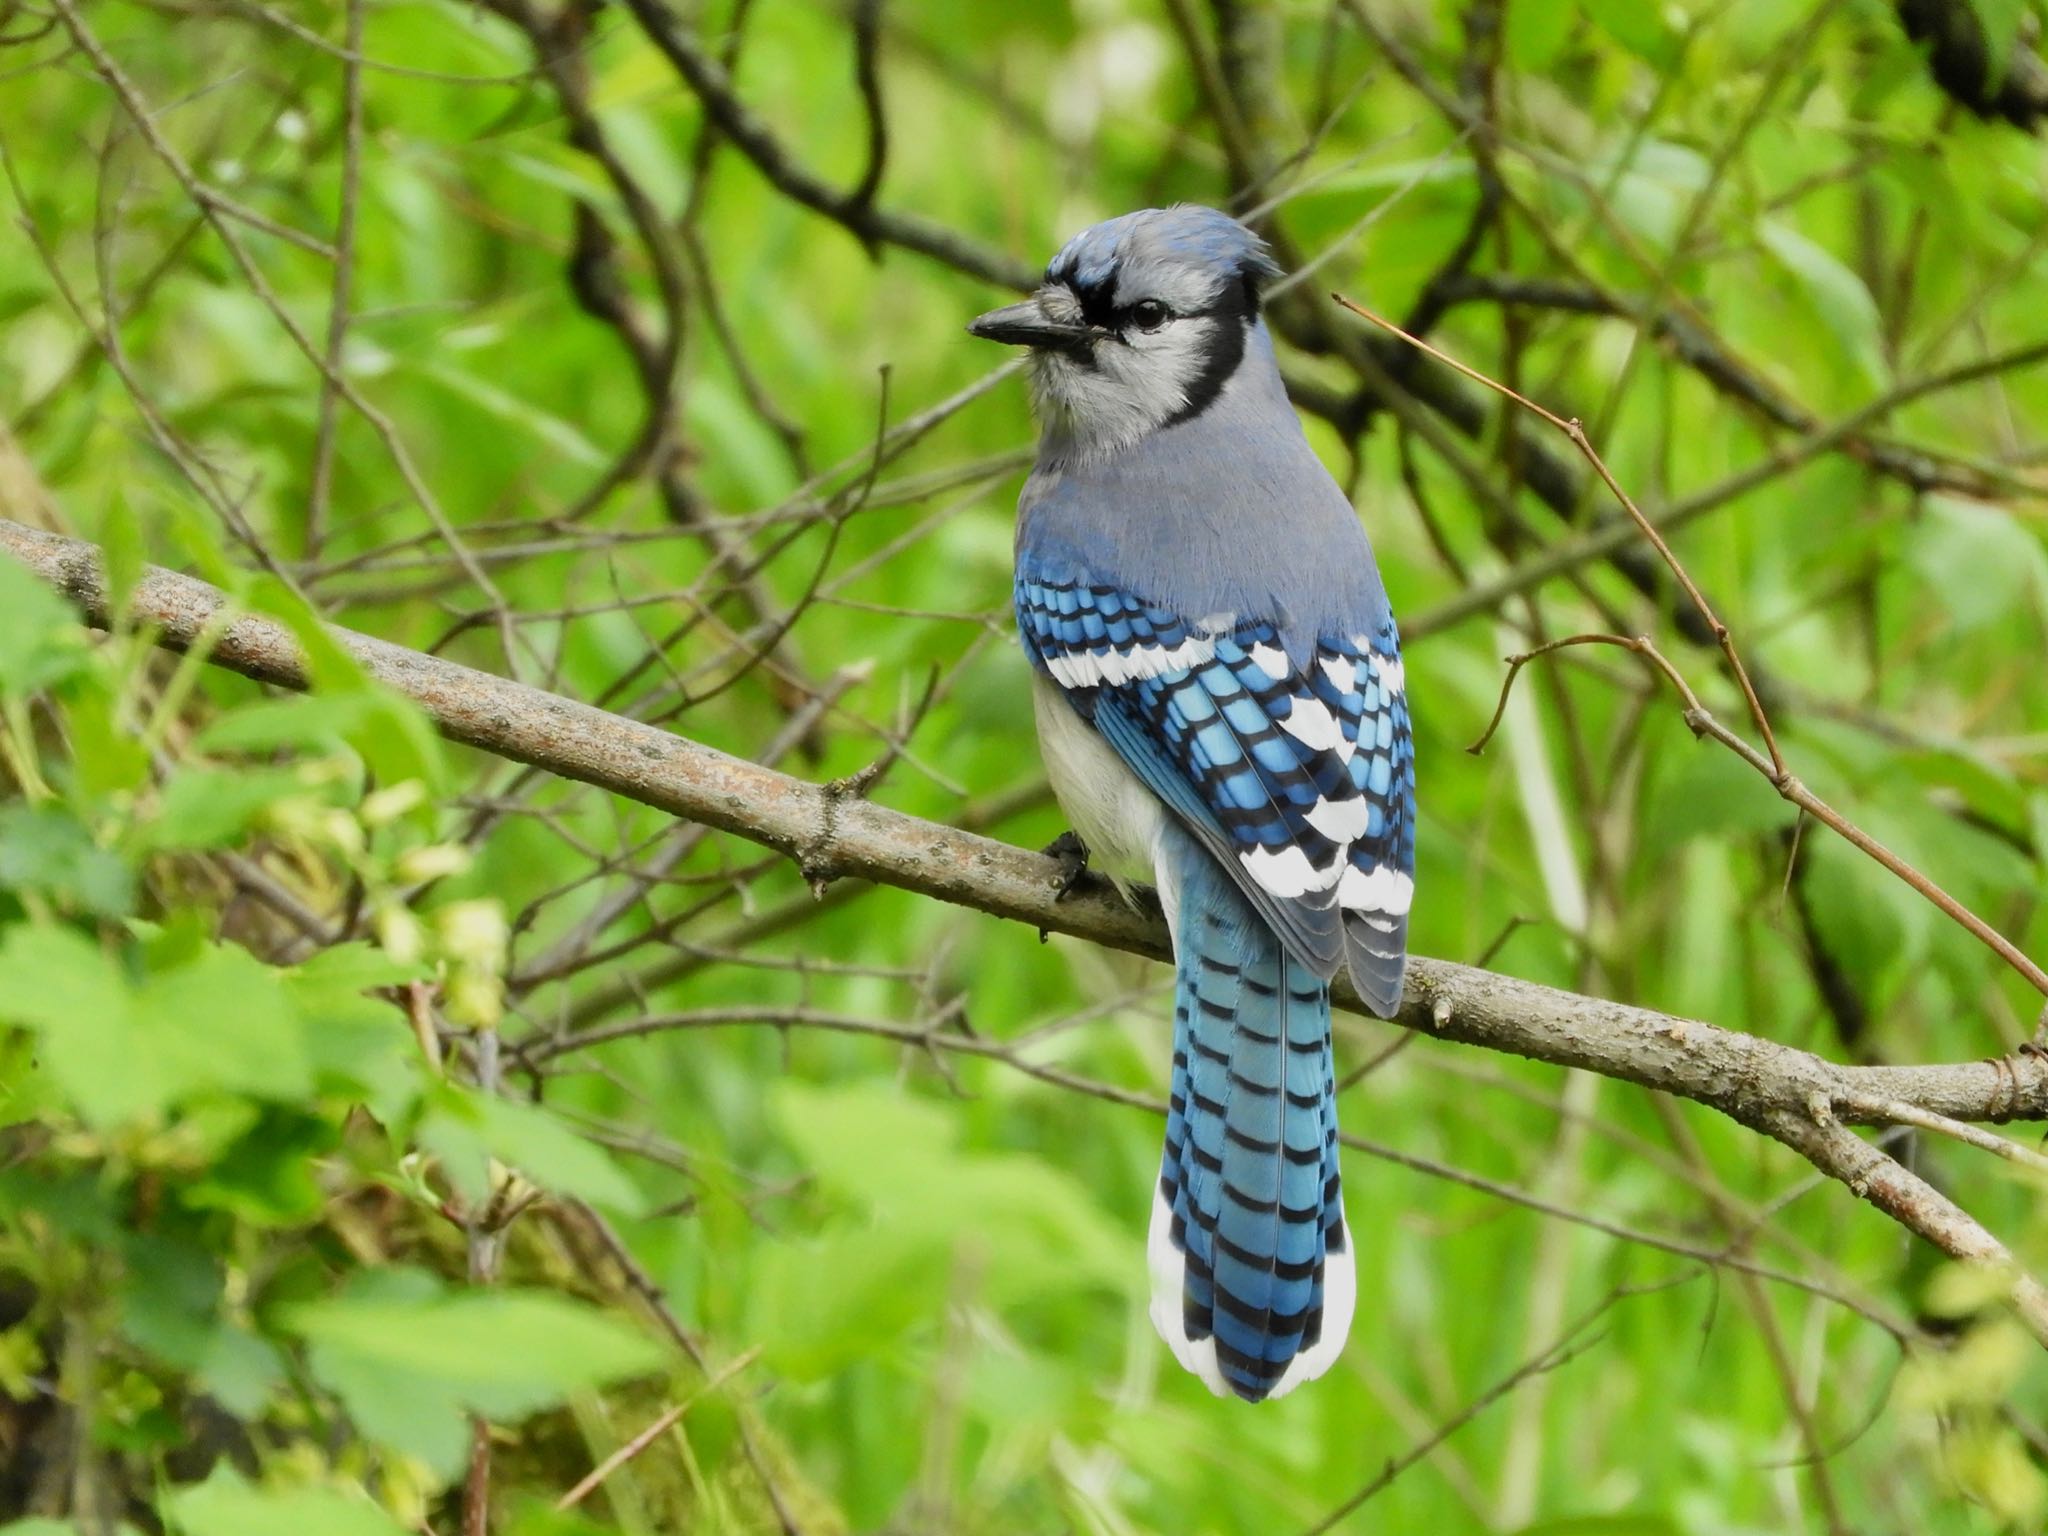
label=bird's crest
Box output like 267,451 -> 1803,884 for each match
1046,205 -> 1281,307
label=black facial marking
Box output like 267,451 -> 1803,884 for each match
1042,247 -> 1265,425
1061,272 -> 1121,330
1160,274 -> 1255,429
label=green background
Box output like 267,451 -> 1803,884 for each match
2,0 -> 2048,1530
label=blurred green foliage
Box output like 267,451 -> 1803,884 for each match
2,0 -> 2048,1531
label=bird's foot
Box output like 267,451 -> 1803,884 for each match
1043,830 -> 1091,901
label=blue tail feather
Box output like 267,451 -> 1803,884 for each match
1152,839 -> 1354,1402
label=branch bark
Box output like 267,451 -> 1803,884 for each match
6,516 -> 2047,1335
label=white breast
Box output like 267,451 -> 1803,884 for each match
1031,672 -> 1172,909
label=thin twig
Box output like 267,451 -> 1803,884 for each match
50,0 -> 526,673
305,0 -> 364,560
1299,1292 -> 1619,1534
847,0 -> 888,215
11,516 -> 2048,1343
619,0 -> 1034,289
1686,705 -> 2048,997
1834,1093 -> 2048,1178
556,1348 -> 762,1511
1465,633 -> 1699,754
1332,291 -> 1784,771
1339,291 -> 2048,1000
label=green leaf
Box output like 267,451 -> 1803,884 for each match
1911,495 -> 2048,635
100,488 -> 146,627
242,574 -> 370,698
686,376 -> 796,506
772,1083 -> 1130,1303
0,553 -> 89,698
348,692 -> 446,795
287,941 -> 424,994
502,1502 -> 617,1536
1646,741 -> 1795,848
285,944 -> 427,1120
1580,0 -> 1678,67
141,942 -> 314,1104
186,1109 -> 336,1225
0,925 -> 154,1127
1506,1 -> 1576,69
194,693 -> 385,756
1801,831 -> 1928,986
289,1273 -> 663,1477
486,148 -> 628,224
0,927 -> 314,1126
140,765 -> 327,852
118,1228 -> 224,1369
415,1095 -> 490,1208
195,1323 -> 287,1420
57,676 -> 150,798
1757,219 -> 1889,392
753,1225 -> 948,1379
0,286 -> 48,326
190,661 -> 443,799
164,1469 -> 408,1536
1584,138 -> 1709,250
422,1086 -> 646,1215
0,804 -> 133,916
1854,27 -> 1936,122
416,360 -> 607,468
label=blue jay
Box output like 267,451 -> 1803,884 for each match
970,206 -> 1414,1403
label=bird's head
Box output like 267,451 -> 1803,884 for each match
969,205 -> 1281,458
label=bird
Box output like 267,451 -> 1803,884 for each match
969,205 -> 1415,1403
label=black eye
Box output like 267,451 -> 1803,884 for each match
1128,300 -> 1171,333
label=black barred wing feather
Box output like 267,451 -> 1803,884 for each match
1016,571 -> 1415,1014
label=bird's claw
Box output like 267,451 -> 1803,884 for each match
1044,830 -> 1091,901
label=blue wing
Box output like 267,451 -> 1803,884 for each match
1016,565 -> 1414,1014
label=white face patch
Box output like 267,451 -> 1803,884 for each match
1030,314 -> 1225,459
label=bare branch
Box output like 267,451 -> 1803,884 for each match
1336,291 -> 2048,998
618,0 -> 1034,289
8,512 -> 2048,1321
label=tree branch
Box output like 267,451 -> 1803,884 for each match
7,515 -> 2048,1331
617,0 -> 1034,290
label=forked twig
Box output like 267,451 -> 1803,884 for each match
1465,633 -> 1700,755
1333,290 -> 1782,770
1335,291 -> 2048,1000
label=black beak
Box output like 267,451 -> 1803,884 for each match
968,297 -> 1103,349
